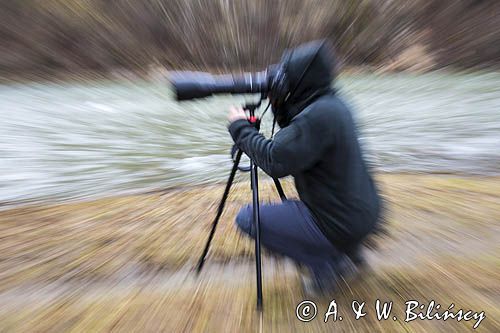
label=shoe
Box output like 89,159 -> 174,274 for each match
300,254 -> 356,298
345,244 -> 367,268
299,270 -> 321,298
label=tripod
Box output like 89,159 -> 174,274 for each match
195,101 -> 286,312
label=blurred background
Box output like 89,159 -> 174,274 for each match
0,1 -> 499,332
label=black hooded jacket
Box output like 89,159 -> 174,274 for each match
228,41 -> 380,250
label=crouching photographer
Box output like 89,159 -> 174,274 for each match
227,40 -> 382,295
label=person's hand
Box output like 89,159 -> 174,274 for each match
228,106 -> 247,124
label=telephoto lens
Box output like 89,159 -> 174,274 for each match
170,70 -> 269,101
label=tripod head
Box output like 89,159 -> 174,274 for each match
243,101 -> 263,127
230,100 -> 265,172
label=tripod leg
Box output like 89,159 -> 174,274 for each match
196,150 -> 243,274
272,178 -> 287,202
251,160 -> 264,311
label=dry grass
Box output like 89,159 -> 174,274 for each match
0,174 -> 499,332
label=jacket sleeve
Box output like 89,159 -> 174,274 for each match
228,109 -> 333,178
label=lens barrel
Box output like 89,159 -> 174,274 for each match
170,71 -> 269,101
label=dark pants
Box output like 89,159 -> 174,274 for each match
235,200 -> 339,273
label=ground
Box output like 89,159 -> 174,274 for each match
0,174 -> 499,332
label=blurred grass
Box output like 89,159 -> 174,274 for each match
0,174 -> 499,332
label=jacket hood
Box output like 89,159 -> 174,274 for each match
283,39 -> 335,106
272,40 -> 335,127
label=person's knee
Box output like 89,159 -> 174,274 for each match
235,205 -> 252,236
